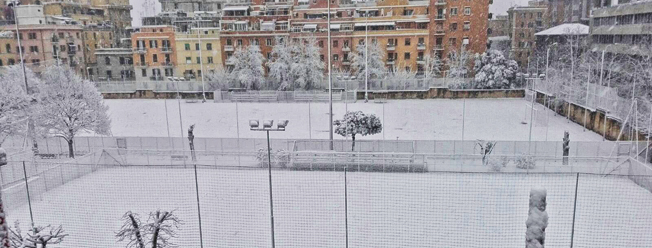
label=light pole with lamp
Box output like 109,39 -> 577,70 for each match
249,119 -> 289,248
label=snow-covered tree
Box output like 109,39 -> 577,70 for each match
10,222 -> 68,248
333,111 -> 382,151
445,47 -> 471,85
0,189 -> 8,248
386,63 -> 417,90
422,51 -> 443,80
526,187 -> 548,248
351,42 -> 386,87
117,210 -> 180,248
205,66 -> 232,91
0,66 -> 33,146
33,66 -> 111,158
290,36 -> 325,90
471,50 -> 520,89
227,45 -> 265,90
267,37 -> 295,90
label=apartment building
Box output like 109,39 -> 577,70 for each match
591,0 -> 652,56
0,34 -> 17,67
131,26 -> 177,81
489,15 -> 509,37
82,26 -> 114,68
175,28 -> 222,80
219,0 -> 291,69
508,3 -> 548,68
0,24 -> 86,75
142,11 -> 221,32
160,0 -> 226,13
93,48 -> 135,81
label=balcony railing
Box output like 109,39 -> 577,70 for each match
435,15 -> 445,20
386,44 -> 396,51
387,59 -> 395,65
135,48 -> 147,54
417,43 -> 426,50
433,45 -> 444,50
162,62 -> 173,67
224,45 -> 234,52
435,29 -> 445,35
342,46 -> 351,52
150,76 -> 164,81
435,0 -> 446,5
161,47 -> 173,53
342,60 -> 351,65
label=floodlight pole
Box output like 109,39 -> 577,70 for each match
327,0 -> 333,150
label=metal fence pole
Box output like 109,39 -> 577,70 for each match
22,161 -> 34,228
193,164 -> 204,248
570,172 -> 580,248
344,167 -> 349,248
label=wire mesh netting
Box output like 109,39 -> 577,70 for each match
3,148 -> 652,247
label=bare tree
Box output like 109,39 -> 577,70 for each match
116,212 -> 146,248
145,211 -> 181,248
10,222 -> 67,248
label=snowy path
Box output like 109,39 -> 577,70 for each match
5,167 -> 651,247
103,99 -> 605,141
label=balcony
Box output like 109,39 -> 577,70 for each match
137,62 -> 147,67
67,47 -> 77,55
161,47 -> 173,53
387,59 -> 395,65
434,29 -> 445,35
417,43 -> 426,50
435,0 -> 446,5
226,59 -> 235,65
435,15 -> 445,21
150,76 -> 164,81
416,58 -> 425,64
342,60 -> 351,65
135,48 -> 147,54
224,45 -> 234,52
386,44 -> 396,51
342,46 -> 351,52
162,61 -> 173,67
433,45 -> 444,50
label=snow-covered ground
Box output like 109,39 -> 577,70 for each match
104,99 -> 605,141
5,167 -> 652,247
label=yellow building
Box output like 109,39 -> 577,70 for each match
82,27 -> 114,65
175,28 -> 222,80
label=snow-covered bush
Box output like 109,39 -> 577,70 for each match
333,111 -> 383,151
526,187 -> 548,248
257,149 -> 291,168
10,221 -> 68,248
488,158 -> 504,172
470,50 -> 519,89
515,155 -> 536,169
256,148 -> 270,167
275,149 -> 290,168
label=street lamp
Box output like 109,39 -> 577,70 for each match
249,119 -> 289,248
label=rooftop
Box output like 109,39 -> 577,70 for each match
534,23 -> 589,36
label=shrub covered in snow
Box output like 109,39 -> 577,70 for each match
471,50 -> 519,89
526,187 -> 548,248
256,148 -> 291,168
515,155 -> 536,169
10,221 -> 68,248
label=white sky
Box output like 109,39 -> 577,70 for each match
129,0 -> 529,26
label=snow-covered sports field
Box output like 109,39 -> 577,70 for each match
104,98 -> 604,141
5,167 -> 652,247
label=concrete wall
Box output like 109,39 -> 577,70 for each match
356,88 -> 525,100
535,91 -> 646,141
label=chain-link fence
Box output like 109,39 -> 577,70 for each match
3,150 -> 652,247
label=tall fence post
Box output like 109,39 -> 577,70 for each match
22,161 -> 35,228
570,172 -> 580,248
193,164 -> 204,248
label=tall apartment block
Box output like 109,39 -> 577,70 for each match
590,0 -> 652,57
508,2 -> 548,69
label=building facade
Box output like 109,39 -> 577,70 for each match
131,26 -> 177,81
590,0 -> 652,56
93,48 -> 135,81
175,28 -> 222,80
0,24 -> 86,75
489,15 -> 509,37
160,0 -> 226,13
508,3 -> 549,69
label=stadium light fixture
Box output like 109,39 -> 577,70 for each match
249,119 -> 289,248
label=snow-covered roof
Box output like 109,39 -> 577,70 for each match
535,23 -> 589,36
223,6 -> 250,11
354,22 -> 395,27
488,36 -> 510,41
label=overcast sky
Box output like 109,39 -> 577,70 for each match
129,0 -> 528,26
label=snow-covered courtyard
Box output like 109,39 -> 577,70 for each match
104,98 -> 605,142
5,167 -> 652,247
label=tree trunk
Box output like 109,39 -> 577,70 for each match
351,135 -> 356,152
67,139 -> 74,158
128,214 -> 145,248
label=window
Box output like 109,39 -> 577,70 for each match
186,57 -> 192,64
152,54 -> 158,63
149,40 -> 158,48
196,57 -> 201,64
208,57 -> 214,64
405,38 -> 411,46
237,39 -> 243,46
403,9 -> 413,16
320,55 -> 324,61
464,7 -> 471,15
449,38 -> 457,46
31,59 -> 40,66
227,39 -> 233,45
185,44 -> 191,50
8,59 -> 15,65
105,57 -> 111,65
142,69 -> 147,77
404,52 -> 410,60
334,40 -> 339,47
267,39 -> 272,46
58,32 -> 64,39
207,43 -> 213,50
319,40 -> 324,48
333,54 -> 339,61
0,60 -> 3,66
5,44 -> 10,53
418,37 -> 425,45
463,21 -> 470,31
165,68 -> 174,76
450,23 -> 458,31
267,53 -> 272,60
107,70 -> 112,78
196,43 -> 200,50
29,46 -> 38,53
28,33 -> 36,39
450,8 -> 458,16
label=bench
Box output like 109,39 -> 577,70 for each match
38,154 -> 58,159
170,155 -> 188,161
258,93 -> 278,102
